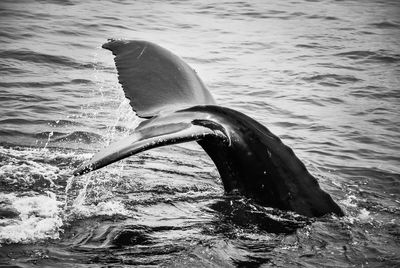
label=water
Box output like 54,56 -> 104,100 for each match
0,0 -> 399,266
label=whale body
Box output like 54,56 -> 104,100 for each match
74,39 -> 344,218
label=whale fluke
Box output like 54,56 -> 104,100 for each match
74,40 -> 344,218
73,111 -> 228,176
102,39 -> 216,118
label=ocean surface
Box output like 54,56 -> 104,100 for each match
0,0 -> 399,267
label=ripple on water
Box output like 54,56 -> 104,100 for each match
369,21 -> 400,29
302,73 -> 362,84
0,49 -> 93,69
335,50 -> 400,63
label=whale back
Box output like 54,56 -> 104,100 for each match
102,39 -> 216,118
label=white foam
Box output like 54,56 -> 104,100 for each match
0,193 -> 63,244
340,194 -> 359,208
357,208 -> 371,223
0,145 -> 93,162
0,160 -> 58,188
67,200 -> 130,218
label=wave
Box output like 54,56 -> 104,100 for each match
335,50 -> 377,59
183,56 -> 231,64
306,15 -> 339,21
34,0 -> 75,6
0,118 -> 84,128
302,73 -> 362,85
0,49 -> 92,69
0,118 -> 49,125
350,86 -> 399,100
0,79 -> 93,88
295,43 -> 321,49
0,193 -> 63,244
0,129 -> 103,147
315,62 -> 364,71
44,131 -> 103,144
369,21 -> 400,29
335,50 -> 400,63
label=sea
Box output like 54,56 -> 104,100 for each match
0,0 -> 399,267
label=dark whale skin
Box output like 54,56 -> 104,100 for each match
184,105 -> 344,217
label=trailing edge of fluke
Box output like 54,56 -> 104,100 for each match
74,39 -> 344,218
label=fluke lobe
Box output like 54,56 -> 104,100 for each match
74,39 -> 344,218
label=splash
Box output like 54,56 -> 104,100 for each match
64,170 -> 131,219
67,199 -> 130,218
43,131 -> 54,149
0,192 -> 63,244
0,145 -> 95,244
61,60 -> 138,219
0,145 -> 91,190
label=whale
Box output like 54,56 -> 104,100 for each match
74,39 -> 344,218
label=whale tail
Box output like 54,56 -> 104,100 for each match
74,40 -> 344,218
102,39 -> 216,118
74,39 -> 220,176
73,110 -> 227,176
